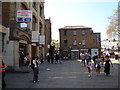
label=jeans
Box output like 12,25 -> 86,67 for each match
33,68 -> 39,82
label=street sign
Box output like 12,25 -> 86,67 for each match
16,10 -> 32,22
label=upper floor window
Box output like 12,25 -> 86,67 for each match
64,40 -> 67,45
72,31 -> 77,35
39,5 -> 43,18
33,2 -> 37,11
39,22 -> 42,35
64,30 -> 67,36
82,40 -> 86,45
21,3 -> 28,10
73,40 -> 77,45
32,16 -> 36,31
82,30 -> 86,35
96,34 -> 100,45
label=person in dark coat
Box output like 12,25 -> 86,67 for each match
104,55 -> 113,76
55,53 -> 59,64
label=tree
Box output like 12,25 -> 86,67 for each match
106,7 -> 120,40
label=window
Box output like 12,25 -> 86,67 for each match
40,5 -> 43,18
82,40 -> 86,45
33,2 -> 37,11
32,16 -> 36,31
2,33 -> 5,52
82,30 -> 86,35
39,22 -> 42,35
96,34 -> 100,45
64,30 -> 67,36
73,40 -> 77,45
72,31 -> 77,35
21,3 -> 28,10
64,40 -> 67,45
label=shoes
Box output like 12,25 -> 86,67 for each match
88,75 -> 91,78
33,81 -> 36,83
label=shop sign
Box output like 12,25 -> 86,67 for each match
32,31 -> 39,42
39,35 -> 45,45
16,10 -> 32,22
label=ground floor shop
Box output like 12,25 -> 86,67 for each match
61,48 -> 101,60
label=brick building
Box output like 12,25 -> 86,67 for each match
59,26 -> 101,60
1,1 -> 45,71
44,18 -> 52,57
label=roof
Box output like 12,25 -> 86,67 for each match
59,25 -> 92,30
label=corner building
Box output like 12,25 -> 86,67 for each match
2,1 -> 45,71
59,26 -> 101,60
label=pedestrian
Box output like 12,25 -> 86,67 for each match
32,56 -> 40,83
104,55 -> 113,76
80,52 -> 86,67
50,54 -> 54,64
85,52 -> 91,64
95,56 -> 102,76
86,58 -> 93,78
40,53 -> 44,64
0,59 -> 7,89
47,53 -> 50,63
24,53 -> 31,66
55,53 -> 59,64
19,52 -> 25,66
92,52 -> 98,64
100,52 -> 105,67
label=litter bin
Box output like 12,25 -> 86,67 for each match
115,55 -> 119,60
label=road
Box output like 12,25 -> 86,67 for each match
5,58 -> 119,88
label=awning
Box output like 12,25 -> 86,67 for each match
71,49 -> 79,51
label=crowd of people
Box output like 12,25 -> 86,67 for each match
0,51 -> 114,89
80,51 -> 113,78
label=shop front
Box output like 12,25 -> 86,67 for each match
62,49 -> 70,60
71,49 -> 79,60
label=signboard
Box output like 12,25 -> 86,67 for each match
16,10 -> 32,22
32,31 -> 39,42
39,35 -> 45,45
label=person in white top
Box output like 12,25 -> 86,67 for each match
86,59 -> 93,78
32,56 -> 40,83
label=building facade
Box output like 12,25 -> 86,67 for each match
59,26 -> 101,60
2,1 -> 45,71
44,19 -> 52,57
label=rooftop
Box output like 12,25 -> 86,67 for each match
59,25 -> 92,30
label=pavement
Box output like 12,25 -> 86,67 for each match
4,58 -> 119,88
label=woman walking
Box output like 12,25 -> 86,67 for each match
32,56 -> 40,83
95,56 -> 102,76
104,55 -> 113,76
86,58 -> 93,78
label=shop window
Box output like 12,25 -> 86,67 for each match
72,31 -> 77,36
73,40 -> 77,45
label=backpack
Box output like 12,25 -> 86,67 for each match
31,61 -> 35,69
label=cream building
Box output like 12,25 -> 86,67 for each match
2,1 -> 45,71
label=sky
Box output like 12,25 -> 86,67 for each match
44,0 -> 119,41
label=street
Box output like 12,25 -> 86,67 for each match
5,59 -> 119,88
